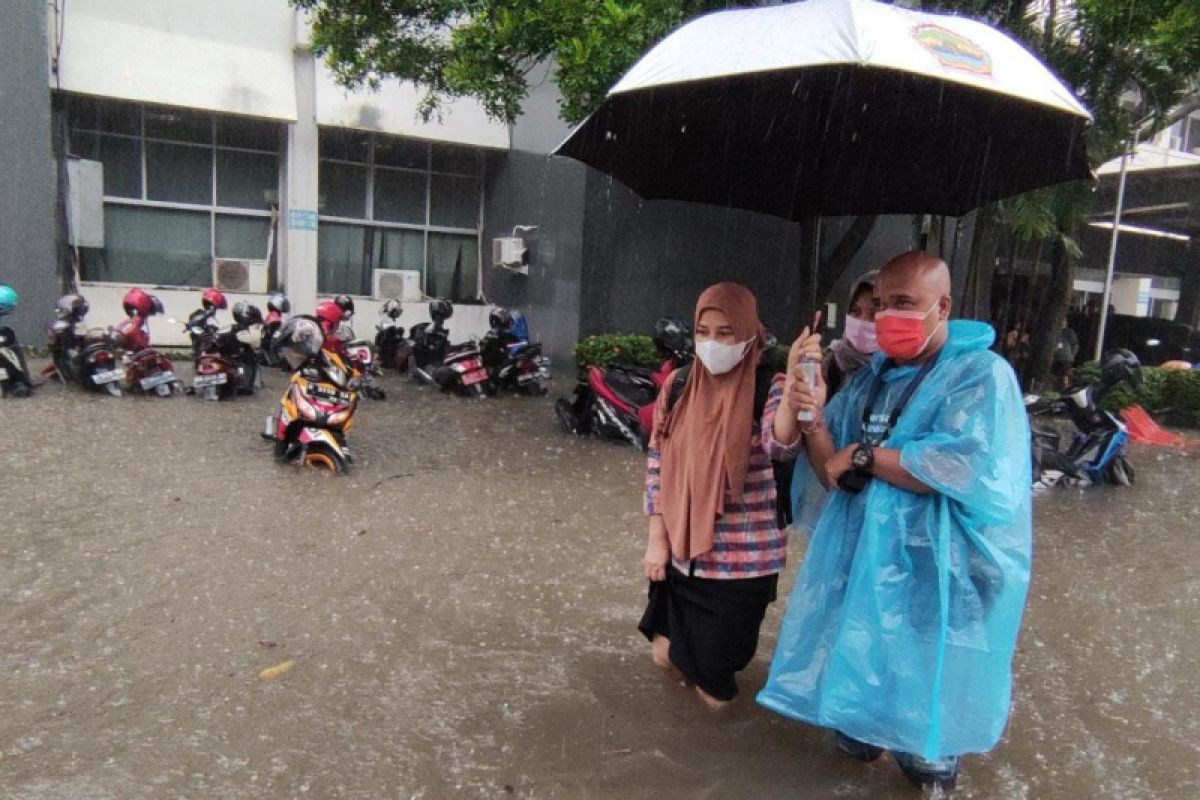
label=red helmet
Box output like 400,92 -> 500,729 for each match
122,287 -> 154,318
315,300 -> 343,333
202,288 -> 227,311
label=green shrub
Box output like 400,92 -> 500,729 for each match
763,344 -> 790,375
573,333 -> 660,374
1071,361 -> 1200,428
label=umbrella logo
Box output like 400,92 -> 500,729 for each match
912,24 -> 993,77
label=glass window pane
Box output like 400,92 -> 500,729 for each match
432,143 -> 484,175
375,136 -> 428,169
64,93 -> 101,132
373,169 -> 427,224
429,174 -> 480,229
84,206 -> 210,286
68,131 -> 99,160
215,214 -> 271,260
372,228 -> 424,271
146,142 -> 212,204
98,100 -> 141,136
99,135 -> 142,198
144,106 -> 212,143
317,223 -> 369,295
319,161 -> 367,219
216,150 -> 278,210
318,127 -> 370,162
426,233 -> 478,303
216,116 -> 280,152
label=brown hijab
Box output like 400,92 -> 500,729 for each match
653,283 -> 765,561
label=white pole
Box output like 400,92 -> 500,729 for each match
1094,139 -> 1132,362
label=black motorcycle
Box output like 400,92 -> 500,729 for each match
1025,349 -> 1141,488
374,298 -> 411,374
479,308 -> 550,396
46,293 -> 123,396
0,324 -> 32,398
186,302 -> 262,399
410,299 -> 489,396
260,291 -> 290,369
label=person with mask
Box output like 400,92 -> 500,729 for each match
760,251 -> 1032,791
640,282 -> 820,709
791,272 -> 881,532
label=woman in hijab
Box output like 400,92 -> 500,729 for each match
791,272 -> 880,532
639,282 -> 820,708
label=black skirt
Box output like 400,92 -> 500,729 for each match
638,566 -> 778,701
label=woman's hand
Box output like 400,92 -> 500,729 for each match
786,354 -> 828,426
784,327 -> 823,394
644,515 -> 669,582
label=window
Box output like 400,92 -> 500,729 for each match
317,128 -> 484,301
64,93 -> 280,286
1186,113 -> 1200,155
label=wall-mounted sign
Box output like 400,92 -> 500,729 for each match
288,209 -> 318,231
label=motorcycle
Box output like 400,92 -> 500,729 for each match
555,318 -> 692,449
479,308 -> 551,396
409,298 -> 489,397
1025,348 -> 1142,488
0,285 -> 32,398
260,291 -> 290,369
339,323 -> 386,400
262,315 -> 360,473
187,301 -> 263,400
46,294 -> 124,396
111,288 -> 180,397
374,299 -> 411,374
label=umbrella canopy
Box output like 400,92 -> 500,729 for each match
554,0 -> 1092,219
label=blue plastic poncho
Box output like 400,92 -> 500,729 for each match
758,321 -> 1032,760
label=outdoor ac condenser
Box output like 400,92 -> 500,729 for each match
492,237 -> 529,275
373,269 -> 422,301
213,259 -> 269,294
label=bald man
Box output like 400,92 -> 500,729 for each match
760,251 -> 1033,791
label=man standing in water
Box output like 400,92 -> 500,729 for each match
760,251 -> 1033,791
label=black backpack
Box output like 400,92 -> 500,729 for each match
665,363 -> 795,528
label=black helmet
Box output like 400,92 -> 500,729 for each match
56,293 -> 89,321
276,316 -> 325,369
429,298 -> 453,323
1100,348 -> 1142,390
489,307 -> 512,331
267,292 -> 290,314
148,294 -> 165,317
653,317 -> 692,356
381,299 -> 402,319
334,294 -> 355,319
233,301 -> 263,327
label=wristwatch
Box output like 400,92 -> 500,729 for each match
851,443 -> 875,472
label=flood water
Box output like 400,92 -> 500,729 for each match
2,363 -> 1198,798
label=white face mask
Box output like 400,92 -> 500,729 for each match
695,338 -> 752,375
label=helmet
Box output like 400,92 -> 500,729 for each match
267,292 -> 290,314
122,287 -> 154,318
233,301 -> 263,327
1100,348 -> 1142,390
334,294 -> 355,319
653,318 -> 692,356
489,307 -> 513,332
55,293 -> 89,321
202,287 -> 227,311
148,294 -> 164,317
0,285 -> 16,316
381,299 -> 402,320
315,300 -> 344,333
429,298 -> 453,323
276,316 -> 325,369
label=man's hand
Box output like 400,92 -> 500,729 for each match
826,445 -> 858,487
644,515 -> 670,582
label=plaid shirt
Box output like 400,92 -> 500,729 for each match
645,375 -> 801,579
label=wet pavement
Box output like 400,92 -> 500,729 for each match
2,361 -> 1198,799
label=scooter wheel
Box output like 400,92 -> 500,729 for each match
303,443 -> 346,473
555,398 -> 581,434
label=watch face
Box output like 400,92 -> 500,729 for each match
852,446 -> 872,469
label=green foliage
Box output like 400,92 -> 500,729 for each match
1072,363 -> 1200,427
572,333 -> 660,374
762,344 -> 790,375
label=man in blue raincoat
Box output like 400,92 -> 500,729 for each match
762,251 -> 1032,791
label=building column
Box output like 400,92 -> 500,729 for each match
280,27 -> 319,315
1176,254 -> 1200,330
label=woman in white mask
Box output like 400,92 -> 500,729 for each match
790,272 -> 880,534
639,282 -> 820,708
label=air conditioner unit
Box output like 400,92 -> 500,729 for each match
373,269 -> 422,301
213,259 -> 268,293
492,237 -> 529,275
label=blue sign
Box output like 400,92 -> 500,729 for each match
288,209 -> 318,231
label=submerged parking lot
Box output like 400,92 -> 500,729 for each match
2,363 -> 1198,799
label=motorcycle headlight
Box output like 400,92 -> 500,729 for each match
328,409 -> 351,426
292,385 -> 318,420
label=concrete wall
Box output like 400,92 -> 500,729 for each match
481,150 -> 588,370
0,0 -> 57,343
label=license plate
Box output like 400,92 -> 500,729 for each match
92,369 -> 123,385
307,384 -> 350,404
194,373 -> 228,387
463,369 -> 489,386
140,371 -> 175,390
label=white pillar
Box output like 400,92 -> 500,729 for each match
280,18 -> 319,315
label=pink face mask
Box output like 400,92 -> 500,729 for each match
843,315 -> 878,354
875,303 -> 943,360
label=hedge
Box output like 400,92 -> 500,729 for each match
1071,362 -> 1200,428
573,334 -> 792,376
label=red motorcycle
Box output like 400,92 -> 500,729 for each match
113,288 -> 180,397
555,319 -> 692,449
189,300 -> 263,400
